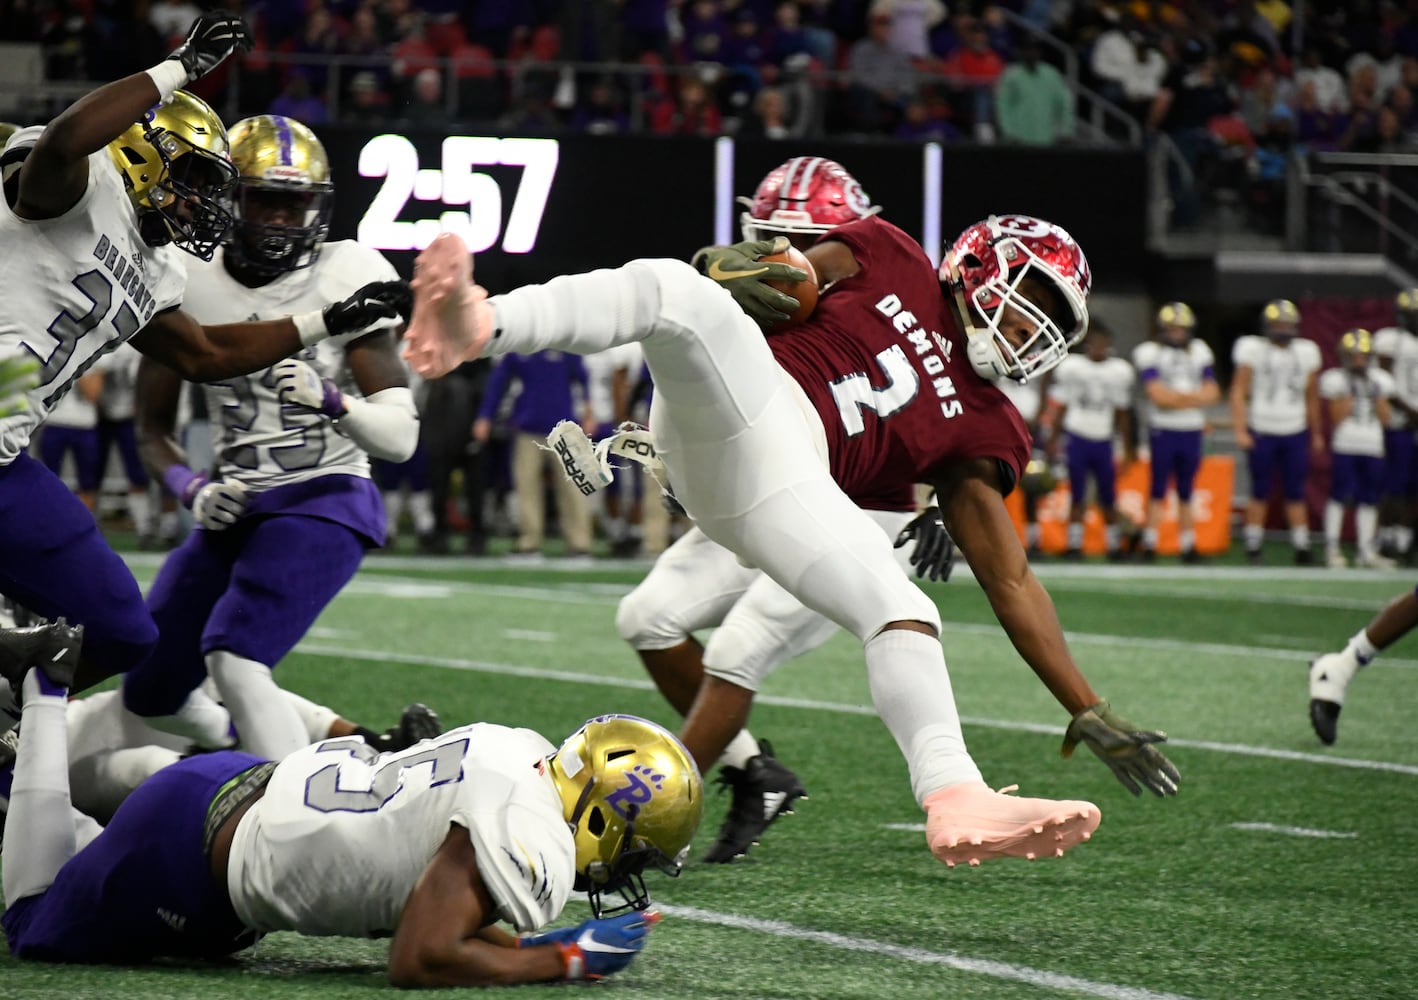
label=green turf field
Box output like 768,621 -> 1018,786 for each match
3,552 -> 1416,999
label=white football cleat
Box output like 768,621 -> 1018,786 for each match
1308,651 -> 1358,745
1326,549 -> 1349,569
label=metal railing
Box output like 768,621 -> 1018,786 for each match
1291,151 -> 1418,263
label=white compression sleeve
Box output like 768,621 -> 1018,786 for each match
336,386 -> 420,462
487,262 -> 664,358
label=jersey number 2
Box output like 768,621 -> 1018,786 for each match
829,345 -> 920,436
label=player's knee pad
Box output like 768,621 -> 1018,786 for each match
615,587 -> 690,651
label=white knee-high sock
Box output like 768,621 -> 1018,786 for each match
488,261 -> 663,357
207,650 -> 308,759
408,490 -> 435,535
141,686 -> 235,750
864,628 -> 982,804
280,689 -> 339,743
717,730 -> 761,771
1357,504 -> 1379,555
383,490 -> 404,536
1325,500 -> 1345,550
3,670 -> 76,904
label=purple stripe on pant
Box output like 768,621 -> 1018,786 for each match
1330,452 -> 1385,506
1247,429 -> 1310,501
1,751 -> 266,962
1066,436 -> 1116,508
1149,428 -> 1203,501
0,452 -> 156,673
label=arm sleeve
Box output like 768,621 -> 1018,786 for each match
335,385 -> 420,462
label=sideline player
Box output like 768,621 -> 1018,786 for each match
615,159 -> 952,863
0,623 -> 702,985
125,115 -> 418,758
1373,289 -> 1418,561
0,13 -> 410,697
1308,585 -> 1418,743
1230,299 -> 1322,565
1132,302 -> 1219,563
1046,322 -> 1136,560
401,214 -> 1181,870
1319,329 -> 1394,568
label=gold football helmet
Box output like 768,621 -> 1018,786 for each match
1397,289 -> 1418,331
1156,301 -> 1196,346
548,714 -> 704,918
108,90 -> 237,261
1261,298 -> 1300,340
225,114 -> 334,276
1340,328 -> 1374,370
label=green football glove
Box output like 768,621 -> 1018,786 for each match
691,236 -> 808,330
0,353 -> 40,419
1061,700 -> 1181,798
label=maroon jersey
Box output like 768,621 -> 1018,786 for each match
768,217 -> 1030,506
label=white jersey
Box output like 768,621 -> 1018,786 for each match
0,149 -> 186,461
227,724 -> 574,937
584,343 -> 644,427
1373,326 -> 1418,428
97,342 -> 142,422
1320,366 -> 1394,457
1231,335 -> 1321,436
995,375 -> 1041,424
1048,354 -> 1134,442
45,376 -> 99,429
1133,339 -> 1215,431
182,241 -> 400,491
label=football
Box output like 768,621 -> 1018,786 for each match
758,245 -> 818,329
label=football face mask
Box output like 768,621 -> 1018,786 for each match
226,114 -> 334,276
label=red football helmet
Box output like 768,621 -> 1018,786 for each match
739,156 -> 880,244
940,214 -> 1091,383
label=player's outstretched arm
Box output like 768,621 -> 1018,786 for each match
389,826 -> 568,988
15,11 -> 250,220
130,282 -> 411,383
935,457 -> 1180,796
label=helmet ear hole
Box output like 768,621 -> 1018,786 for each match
587,806 -> 607,836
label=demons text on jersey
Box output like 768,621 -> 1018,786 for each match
875,292 -> 963,420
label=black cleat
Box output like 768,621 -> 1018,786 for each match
1139,546 -> 1157,564
1180,548 -> 1204,565
1246,547 -> 1263,566
0,619 -> 83,698
1063,547 -> 1083,561
701,740 -> 807,864
376,703 -> 443,752
1294,547 -> 1314,566
1309,699 -> 1341,745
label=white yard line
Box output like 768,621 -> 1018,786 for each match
1229,822 -> 1358,839
501,629 -> 556,642
657,904 -> 1200,1000
294,643 -> 1418,776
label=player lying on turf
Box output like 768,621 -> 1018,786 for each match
0,622 -> 702,986
399,210 -> 1181,871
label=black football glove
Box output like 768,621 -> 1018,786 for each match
322,281 -> 412,338
691,236 -> 808,330
165,10 -> 252,82
893,505 -> 955,582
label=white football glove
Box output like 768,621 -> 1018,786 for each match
272,358 -> 345,418
191,480 -> 249,530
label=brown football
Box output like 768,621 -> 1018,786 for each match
758,245 -> 819,330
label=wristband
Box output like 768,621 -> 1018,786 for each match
143,60 -> 190,102
163,463 -> 205,507
293,310 -> 330,347
556,941 -> 586,980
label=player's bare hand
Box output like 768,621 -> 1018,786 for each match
692,237 -> 807,330
1062,700 -> 1180,797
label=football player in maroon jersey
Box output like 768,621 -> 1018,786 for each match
402,211 -> 1181,870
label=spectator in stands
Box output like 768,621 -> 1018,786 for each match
943,20 -> 1006,138
681,0 -> 730,63
740,85 -> 793,139
1148,39 -> 1237,225
401,67 -> 446,126
721,7 -> 769,110
1389,83 -> 1418,134
148,0 -> 201,42
474,352 -> 594,559
570,77 -> 631,134
468,0 -> 531,58
269,70 -> 329,126
340,5 -> 390,61
994,35 -> 1074,145
498,87 -> 563,134
342,70 -> 391,123
650,74 -> 723,136
846,10 -> 918,132
1090,23 -> 1169,125
793,0 -> 839,66
620,0 -> 671,61
1296,45 -> 1348,112
893,95 -> 962,141
871,0 -> 947,59
291,3 -> 343,92
1294,78 -> 1342,150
